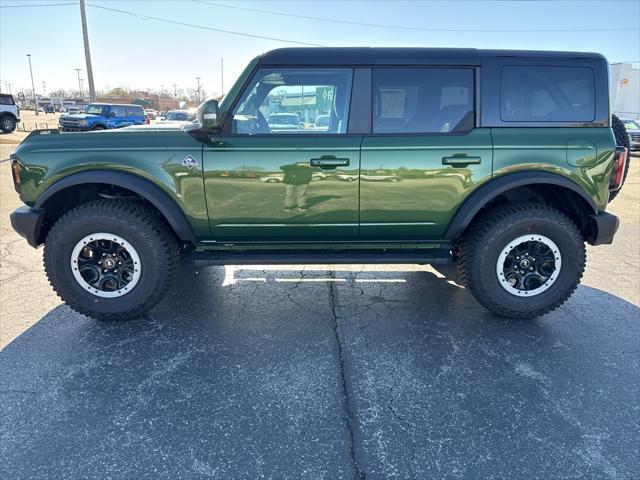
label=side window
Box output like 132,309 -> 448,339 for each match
126,106 -> 143,116
231,68 -> 353,134
500,66 -> 595,122
111,105 -> 127,117
372,68 -> 474,134
0,95 -> 15,105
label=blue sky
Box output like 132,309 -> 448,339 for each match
1,0 -> 639,97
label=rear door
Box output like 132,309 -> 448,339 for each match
106,105 -> 129,128
126,105 -> 145,125
360,67 -> 493,240
203,67 -> 361,242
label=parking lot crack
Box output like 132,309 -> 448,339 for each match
328,275 -> 367,480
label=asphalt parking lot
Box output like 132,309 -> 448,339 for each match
1,128 -> 639,479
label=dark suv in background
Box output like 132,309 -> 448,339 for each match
59,103 -> 147,132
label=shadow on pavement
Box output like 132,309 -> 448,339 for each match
1,265 -> 638,479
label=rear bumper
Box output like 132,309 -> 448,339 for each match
10,206 -> 45,248
588,212 -> 619,246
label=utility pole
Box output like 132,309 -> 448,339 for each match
42,81 -> 46,96
221,58 -> 224,96
160,84 -> 164,111
27,54 -> 38,115
75,68 -> 82,101
195,77 -> 201,103
79,0 -> 96,101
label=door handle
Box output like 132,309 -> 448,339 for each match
442,156 -> 481,166
310,157 -> 350,168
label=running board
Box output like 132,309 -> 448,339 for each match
184,249 -> 452,267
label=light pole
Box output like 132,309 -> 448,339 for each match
195,77 -> 201,103
160,84 -> 164,111
27,54 -> 38,115
79,78 -> 85,104
221,58 -> 224,96
79,0 -> 95,101
75,68 -> 82,101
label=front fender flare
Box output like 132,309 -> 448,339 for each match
35,170 -> 198,244
444,171 -> 597,241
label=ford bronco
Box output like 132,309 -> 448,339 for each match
58,103 -> 147,131
9,48 -> 626,320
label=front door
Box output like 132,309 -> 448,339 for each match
360,66 -> 493,240
203,67 -> 360,242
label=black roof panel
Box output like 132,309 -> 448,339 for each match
259,47 -> 606,66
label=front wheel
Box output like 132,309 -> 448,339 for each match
44,200 -> 180,320
0,115 -> 17,133
457,203 -> 585,319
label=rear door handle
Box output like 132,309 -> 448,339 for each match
442,156 -> 481,166
310,157 -> 350,168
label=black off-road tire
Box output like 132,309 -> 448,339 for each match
610,114 -> 631,201
0,115 -> 17,133
457,203 -> 586,319
44,199 -> 180,320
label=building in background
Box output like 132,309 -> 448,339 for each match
610,63 -> 640,120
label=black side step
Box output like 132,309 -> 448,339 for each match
184,249 -> 452,267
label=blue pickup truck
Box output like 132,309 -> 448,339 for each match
58,103 -> 148,132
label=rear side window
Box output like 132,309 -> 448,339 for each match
111,105 -> 127,117
0,94 -> 15,105
500,66 -> 595,122
126,106 -> 144,116
372,68 -> 474,134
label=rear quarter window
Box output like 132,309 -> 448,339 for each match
500,66 -> 595,122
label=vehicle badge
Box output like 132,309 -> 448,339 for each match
182,155 -> 197,170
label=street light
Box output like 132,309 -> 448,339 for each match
27,54 -> 38,115
75,68 -> 82,101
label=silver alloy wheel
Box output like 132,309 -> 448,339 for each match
70,233 -> 142,298
2,118 -> 14,130
496,234 -> 562,297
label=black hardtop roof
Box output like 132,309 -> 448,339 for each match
259,47 -> 606,66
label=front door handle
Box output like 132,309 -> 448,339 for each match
442,156 -> 481,166
310,157 -> 350,168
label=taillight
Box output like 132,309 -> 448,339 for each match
609,146 -> 628,191
144,115 -> 150,124
10,155 -> 21,187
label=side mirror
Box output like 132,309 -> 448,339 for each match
108,111 -> 116,118
198,99 -> 221,130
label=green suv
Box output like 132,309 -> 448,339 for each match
9,48 -> 626,320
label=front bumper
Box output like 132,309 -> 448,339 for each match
587,212 -> 619,246
10,206 -> 45,248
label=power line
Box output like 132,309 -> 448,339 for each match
0,2 -> 76,7
85,3 -> 324,46
194,0 -> 640,32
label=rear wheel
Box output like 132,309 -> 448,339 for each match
457,203 -> 585,319
44,199 -> 179,320
92,124 -> 106,130
0,115 -> 17,133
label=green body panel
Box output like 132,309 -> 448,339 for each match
11,57 -> 616,250
491,128 -> 615,211
203,135 -> 362,241
14,126 -> 211,238
360,129 -> 493,239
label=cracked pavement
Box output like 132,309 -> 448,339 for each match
1,136 -> 639,478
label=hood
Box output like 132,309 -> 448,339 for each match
61,113 -> 99,120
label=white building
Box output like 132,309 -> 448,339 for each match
610,63 -> 640,120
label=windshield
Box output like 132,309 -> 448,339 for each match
623,120 -> 640,130
165,111 -> 190,121
84,104 -> 109,115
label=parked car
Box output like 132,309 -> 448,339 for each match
144,109 -> 157,120
58,103 -> 147,131
43,105 -> 55,114
0,93 -> 20,133
313,114 -> 330,131
268,112 -> 300,131
159,109 -> 195,123
10,47 -> 625,321
621,118 -> 640,151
